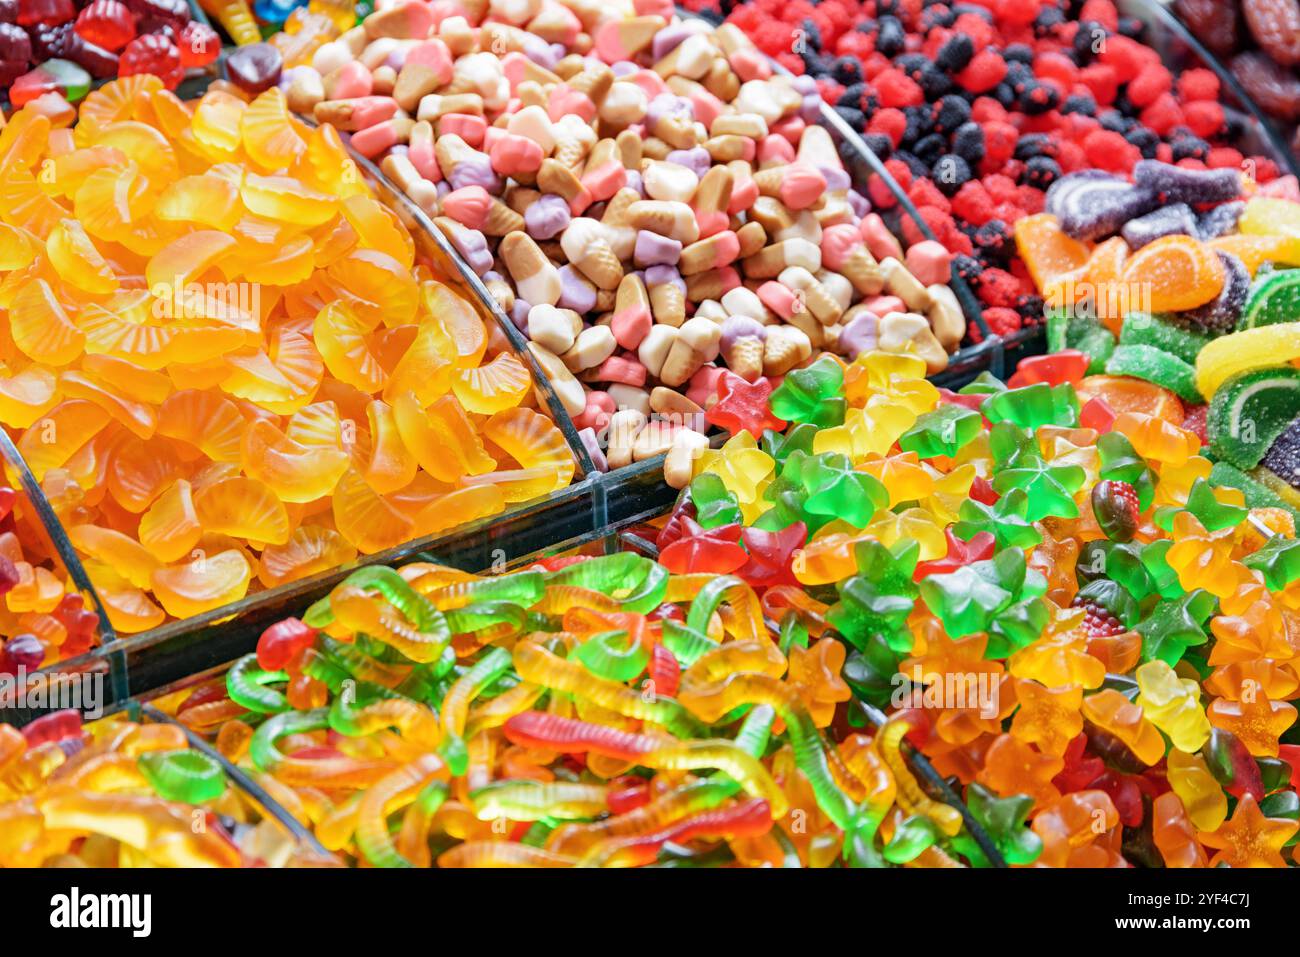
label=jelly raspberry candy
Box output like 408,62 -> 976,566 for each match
16,0 -> 73,27
955,49 -> 1007,94
1231,51 -> 1300,120
118,31 -> 182,89
1091,479 -> 1140,542
178,19 -> 218,67
867,106 -> 907,147
1070,590 -> 1128,638
0,22 -> 31,85
1183,100 -> 1225,139
1126,64 -> 1172,107
1177,67 -> 1219,102
982,306 -> 1022,337
874,67 -> 925,108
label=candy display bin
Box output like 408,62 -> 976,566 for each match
4,696 -> 338,866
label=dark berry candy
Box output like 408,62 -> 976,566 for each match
1097,108 -> 1130,134
223,40 -> 282,94
1119,203 -> 1198,250
1003,44 -> 1035,65
1015,292 -> 1044,320
1019,81 -> 1059,115
914,132 -> 946,164
992,82 -> 1016,110
922,3 -> 955,29
835,105 -> 866,129
1231,51 -> 1300,121
118,31 -> 181,88
1133,159 -> 1241,205
1116,14 -> 1144,38
0,0 -> 16,21
935,33 -> 972,72
1072,20 -> 1107,65
799,17 -> 822,51
932,152 -> 971,195
73,0 -> 131,50
1176,0 -> 1241,58
862,131 -> 893,159
895,149 -> 931,179
932,93 -> 970,133
1091,479 -> 1141,543
1176,251 -> 1250,334
1261,416 -> 1300,489
1013,132 -> 1056,160
1033,4 -> 1067,35
16,0 -> 73,26
951,253 -> 983,283
831,56 -> 861,85
1046,170 -> 1159,241
1061,92 -> 1097,116
29,20 -> 72,59
974,219 -> 1011,258
1124,125 -> 1160,159
876,15 -> 905,57
0,21 -> 30,83
1195,200 -> 1245,241
1022,155 -> 1062,189
951,121 -> 984,164
1170,135 -> 1211,162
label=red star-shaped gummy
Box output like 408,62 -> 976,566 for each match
657,518 -> 748,574
913,528 -> 996,580
735,522 -> 807,588
704,374 -> 786,437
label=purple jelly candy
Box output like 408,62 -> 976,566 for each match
1120,203 -> 1198,250
557,265 -> 598,314
224,41 -> 282,95
509,297 -> 531,333
848,190 -> 871,218
820,165 -> 851,193
525,193 -> 570,240
839,311 -> 881,359
449,155 -> 502,193
2,633 -> 44,673
1046,170 -> 1158,242
1133,159 -> 1242,205
1196,201 -> 1245,241
1176,251 -> 1249,334
634,229 -> 682,267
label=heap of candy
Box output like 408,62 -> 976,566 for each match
0,77 -> 577,634
1,0 -> 220,102
246,1 -> 973,471
713,0 -> 1286,340
1174,0 -> 1300,157
0,484 -> 100,670
0,709 -> 331,865
146,349 -> 1300,867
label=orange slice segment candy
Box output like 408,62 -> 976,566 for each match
331,466 -> 414,554
151,548 -> 252,619
257,524 -> 357,589
194,475 -> 291,546
452,351 -> 531,414
240,88 -> 306,172
138,479 -> 202,563
240,418 -> 350,503
158,389 -> 245,462
1118,234 -> 1225,313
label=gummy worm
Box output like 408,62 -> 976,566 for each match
874,716 -> 963,837
469,779 -> 608,821
544,553 -> 668,614
579,797 -> 773,868
685,576 -> 765,642
464,682 -> 545,739
355,754 -> 447,869
420,570 -> 545,610
574,629 -> 649,682
137,749 -> 227,804
440,647 -> 513,775
328,685 -> 441,749
395,778 -> 451,868
249,708 -> 398,788
226,654 -> 291,714
513,641 -> 704,738
330,586 -> 451,664
438,841 -> 578,867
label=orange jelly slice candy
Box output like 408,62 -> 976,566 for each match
1014,213 -> 1090,292
1118,235 -> 1224,313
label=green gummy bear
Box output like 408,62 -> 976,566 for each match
769,356 -> 847,428
980,382 -> 1079,430
899,405 -> 983,459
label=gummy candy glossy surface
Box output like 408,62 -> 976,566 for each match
0,82 -> 576,632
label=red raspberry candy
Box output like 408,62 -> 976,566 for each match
1178,67 -> 1219,102
1184,100 -> 1224,138
867,106 -> 907,147
873,67 -> 925,108
1078,62 -> 1119,104
1207,147 -> 1244,169
74,0 -> 134,51
953,12 -> 996,49
1079,0 -> 1120,31
952,181 -> 995,226
983,121 -> 1019,165
1139,92 -> 1186,137
1034,51 -> 1078,87
982,306 -> 1022,337
970,97 -> 1007,124
977,269 -> 1023,308
1083,129 -> 1140,172
908,177 -> 951,213
119,31 -> 182,88
955,49 -> 1007,93
1127,64 -> 1172,107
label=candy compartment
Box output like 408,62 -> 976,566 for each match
0,700 -> 337,866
